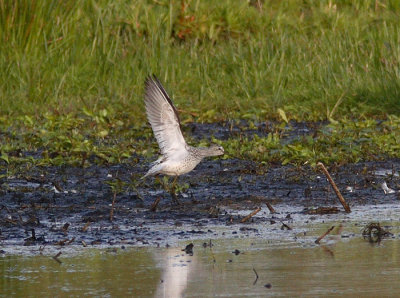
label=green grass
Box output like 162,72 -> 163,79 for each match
1,0 -> 400,169
1,0 -> 400,120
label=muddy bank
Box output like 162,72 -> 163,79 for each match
1,153 -> 399,249
186,120 -> 327,141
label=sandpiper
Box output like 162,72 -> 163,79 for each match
142,75 -> 224,181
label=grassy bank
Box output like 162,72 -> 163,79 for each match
1,0 -> 400,120
1,0 -> 400,168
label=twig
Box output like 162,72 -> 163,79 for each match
240,207 -> 261,223
315,226 -> 335,244
265,202 -> 276,214
253,268 -> 259,285
150,197 -> 161,212
280,222 -> 292,230
317,162 -> 351,213
52,252 -> 62,264
110,191 -> 117,221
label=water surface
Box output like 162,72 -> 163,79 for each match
2,224 -> 400,297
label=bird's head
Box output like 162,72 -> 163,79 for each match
208,144 -> 225,156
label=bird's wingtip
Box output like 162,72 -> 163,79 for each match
144,74 -> 161,89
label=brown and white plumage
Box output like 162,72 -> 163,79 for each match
142,75 -> 224,179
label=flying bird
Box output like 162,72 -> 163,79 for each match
142,75 -> 224,180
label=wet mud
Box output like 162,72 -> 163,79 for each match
0,122 -> 399,250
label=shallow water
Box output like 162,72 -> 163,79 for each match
2,221 -> 400,297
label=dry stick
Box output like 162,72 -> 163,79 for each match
317,162 -> 351,213
66,237 -> 75,245
52,252 -> 62,264
110,191 -> 117,221
315,226 -> 335,244
150,197 -> 161,212
265,202 -> 276,214
253,268 -> 259,285
240,207 -> 261,223
281,222 -> 292,230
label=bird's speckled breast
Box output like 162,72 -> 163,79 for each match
160,155 -> 203,176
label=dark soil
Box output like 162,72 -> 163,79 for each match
0,122 -> 399,248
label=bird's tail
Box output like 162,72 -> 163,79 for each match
141,157 -> 163,179
141,171 -> 150,180
141,167 -> 156,180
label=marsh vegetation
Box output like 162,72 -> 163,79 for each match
0,0 -> 400,170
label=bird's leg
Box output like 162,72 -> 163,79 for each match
171,175 -> 178,188
155,176 -> 161,187
170,175 -> 181,205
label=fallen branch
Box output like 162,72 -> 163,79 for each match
317,162 -> 351,213
240,207 -> 261,223
315,226 -> 335,244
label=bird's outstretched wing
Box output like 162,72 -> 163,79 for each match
144,75 -> 187,158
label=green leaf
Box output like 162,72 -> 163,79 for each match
0,153 -> 9,164
277,108 -> 288,123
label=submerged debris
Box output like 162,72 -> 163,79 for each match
232,249 -> 241,255
202,240 -> 213,248
52,252 -> 62,264
23,229 -> 46,246
362,223 -> 393,243
252,268 -> 259,285
182,243 -> 194,255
